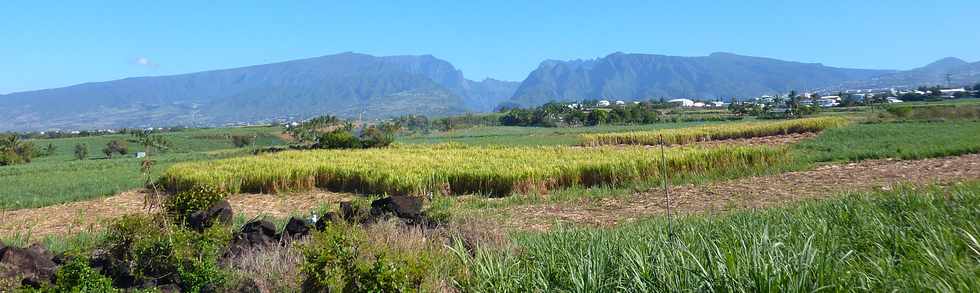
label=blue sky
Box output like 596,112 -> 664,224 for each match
1,0 -> 978,94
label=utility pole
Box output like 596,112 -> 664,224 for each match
660,134 -> 673,241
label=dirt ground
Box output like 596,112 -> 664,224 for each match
498,153 -> 980,231
694,132 -> 817,147
3,153 -> 979,240
0,189 -> 352,240
588,132 -> 818,148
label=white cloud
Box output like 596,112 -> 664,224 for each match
135,57 -> 158,68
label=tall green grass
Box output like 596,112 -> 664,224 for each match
455,183 -> 980,292
796,121 -> 980,162
0,127 -> 285,210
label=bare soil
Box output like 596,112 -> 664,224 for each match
589,132 -> 818,148
694,132 -> 817,147
497,153 -> 980,231
0,190 -> 352,239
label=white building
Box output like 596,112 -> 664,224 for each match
940,88 -> 967,97
816,98 -> 839,108
615,100 -> 626,105
667,98 -> 695,107
597,100 -> 611,107
886,97 -> 903,103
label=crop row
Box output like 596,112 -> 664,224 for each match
579,117 -> 848,146
159,144 -> 788,197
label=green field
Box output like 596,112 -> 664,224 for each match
795,121 -> 980,162
4,102 -> 980,211
457,182 -> 980,292
0,127 -> 284,210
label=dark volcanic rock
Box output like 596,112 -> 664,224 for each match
340,201 -> 375,224
284,217 -> 312,239
226,220 -> 279,257
188,200 -> 234,231
314,212 -> 337,231
371,196 -> 423,223
0,244 -> 57,287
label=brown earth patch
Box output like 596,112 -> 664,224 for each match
498,153 -> 980,231
0,190 -> 352,240
693,132 -> 817,147
584,132 -> 819,149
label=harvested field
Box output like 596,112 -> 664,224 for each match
0,190 -> 351,239
585,132 -> 818,149
495,153 -> 980,231
580,116 -> 846,146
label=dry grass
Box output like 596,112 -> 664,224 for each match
580,117 -> 847,146
0,189 -> 351,239
224,244 -> 304,293
160,144 -> 788,197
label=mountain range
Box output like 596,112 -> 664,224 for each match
0,53 -> 519,131
1,52 -> 977,131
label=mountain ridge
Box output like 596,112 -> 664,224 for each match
2,51 -> 977,132
0,52 -> 519,131
504,52 -> 898,107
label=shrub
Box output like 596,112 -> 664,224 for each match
886,106 -> 914,118
301,224 -> 424,292
360,127 -> 394,148
316,129 -> 361,149
164,185 -> 228,221
230,135 -> 256,148
100,214 -> 231,290
0,134 -> 36,165
40,256 -> 118,292
73,143 -> 88,160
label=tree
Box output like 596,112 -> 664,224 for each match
74,144 -> 88,160
43,143 -> 57,156
102,140 -> 128,158
131,131 -> 170,155
230,135 -> 255,148
586,110 -> 609,126
1,134 -> 35,165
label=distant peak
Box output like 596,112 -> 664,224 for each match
709,52 -> 740,57
924,57 -> 968,68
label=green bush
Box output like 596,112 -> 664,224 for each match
360,127 -> 394,148
423,195 -> 454,224
316,129 -> 361,149
100,214 -> 231,291
301,224 -> 424,292
164,185 -> 228,221
42,256 -> 117,292
886,105 -> 913,118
